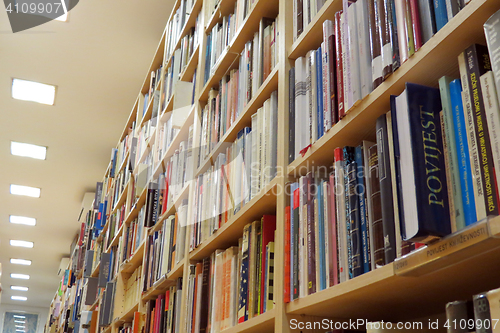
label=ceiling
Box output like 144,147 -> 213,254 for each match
0,0 -> 174,309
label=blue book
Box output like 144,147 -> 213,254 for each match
394,83 -> 452,242
204,34 -> 212,85
110,148 -> 118,178
355,145 -> 370,274
449,79 -> 477,226
433,0 -> 448,31
317,180 -> 326,290
316,47 -> 324,139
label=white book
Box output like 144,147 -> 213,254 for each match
244,129 -> 252,204
341,11 -> 349,113
269,91 -> 278,181
335,156 -> 348,282
322,19 -> 335,130
294,57 -> 308,158
480,71 -> 500,205
252,32 -> 260,96
356,0 -> 372,99
458,52 -> 486,221
394,0 -> 409,64
251,113 -> 260,198
309,50 -> 318,143
347,2 -> 361,108
262,100 -> 271,188
303,0 -> 310,29
293,0 -> 298,41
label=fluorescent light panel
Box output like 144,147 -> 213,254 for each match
9,215 -> 36,226
14,320 -> 26,323
11,141 -> 47,160
10,184 -> 41,198
13,315 -> 25,318
15,325 -> 25,328
10,258 -> 32,265
11,274 -> 30,280
11,286 -> 29,291
12,78 -> 56,105
10,240 -> 34,248
11,296 -> 27,301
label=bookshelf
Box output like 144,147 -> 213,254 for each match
44,0 -> 500,332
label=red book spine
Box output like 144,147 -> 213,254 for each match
408,0 -> 422,50
334,11 -> 345,119
284,206 -> 291,303
328,174 -> 339,286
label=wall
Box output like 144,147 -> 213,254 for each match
0,304 -> 49,333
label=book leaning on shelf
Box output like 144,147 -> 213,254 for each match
191,92 -> 278,250
183,215 -> 276,333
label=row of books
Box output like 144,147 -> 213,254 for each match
292,0 -> 326,41
124,265 -> 143,313
203,13 -> 278,87
155,115 -> 193,169
117,312 -> 142,333
143,206 -> 188,292
165,0 -> 199,59
185,215 -> 276,333
162,51 -> 198,112
190,92 -> 278,250
145,278 -> 183,333
446,285 -> 500,333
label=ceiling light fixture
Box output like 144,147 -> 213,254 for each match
11,274 -> 30,280
11,296 -> 27,301
11,141 -> 47,160
11,286 -> 29,291
10,258 -> 32,265
10,240 -> 34,248
10,184 -> 41,198
11,78 -> 56,105
14,320 -> 26,323
13,315 -> 25,319
9,215 -> 36,226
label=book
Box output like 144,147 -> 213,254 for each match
393,83 -> 451,242
445,300 -> 475,333
484,10 -> 500,107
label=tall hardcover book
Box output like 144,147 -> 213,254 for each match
393,83 -> 451,242
484,10 -> 500,107
375,114 -> 397,263
464,44 -> 500,216
473,293 -> 493,333
345,147 -> 362,278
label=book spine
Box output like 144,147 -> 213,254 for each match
368,145 -> 385,267
409,0 -> 423,51
465,45 -> 500,216
306,173 -> 317,294
418,0 -> 436,44
433,0 -> 448,31
289,68 -> 296,164
328,174 -> 338,285
335,12 -> 345,119
292,185 -> 300,299
368,0 -> 383,89
394,0 -> 408,64
375,114 -> 396,263
484,11 -> 500,109
458,52 -> 487,222
480,71 -> 500,219
327,35 -> 338,124
345,147 -> 362,278
334,148 -> 348,282
404,0 -> 415,57
347,3 -> 361,107
449,79 -> 477,226
473,294 -> 493,333
439,76 -> 466,230
284,206 -> 291,303
388,0 -> 400,72
355,146 -> 370,274
377,0 -> 393,78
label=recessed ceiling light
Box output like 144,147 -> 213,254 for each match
12,78 -> 56,105
15,325 -> 25,328
11,274 -> 30,280
16,330 -> 26,332
10,240 -> 34,248
13,315 -> 25,319
11,296 -> 27,301
9,215 -> 36,226
11,286 -> 29,291
11,141 -> 47,160
14,320 -> 26,323
10,184 -> 41,198
10,258 -> 32,265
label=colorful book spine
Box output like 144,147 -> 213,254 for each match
355,146 -> 370,274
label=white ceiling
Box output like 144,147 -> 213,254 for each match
0,0 -> 174,309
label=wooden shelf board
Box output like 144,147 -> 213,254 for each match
195,65 -> 279,177
91,262 -> 100,278
165,0 -> 203,69
288,0 -> 341,60
221,308 -> 275,333
153,104 -> 195,180
118,97 -> 139,143
141,33 -> 166,95
107,221 -> 126,251
200,48 -> 239,103
136,127 -> 157,167
205,0 -> 235,33
114,149 -> 130,178
121,239 -> 146,274
110,180 -> 130,216
141,259 -> 185,302
189,177 -> 278,261
116,301 -> 139,323
286,216 -> 500,321
287,0 -> 500,177
180,44 -> 200,82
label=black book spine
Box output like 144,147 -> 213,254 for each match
199,258 -> 211,333
346,151 -> 362,277
473,294 -> 493,333
289,67 -> 296,164
465,44 -> 499,216
376,114 -> 397,263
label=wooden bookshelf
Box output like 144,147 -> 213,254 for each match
45,0 -> 500,332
